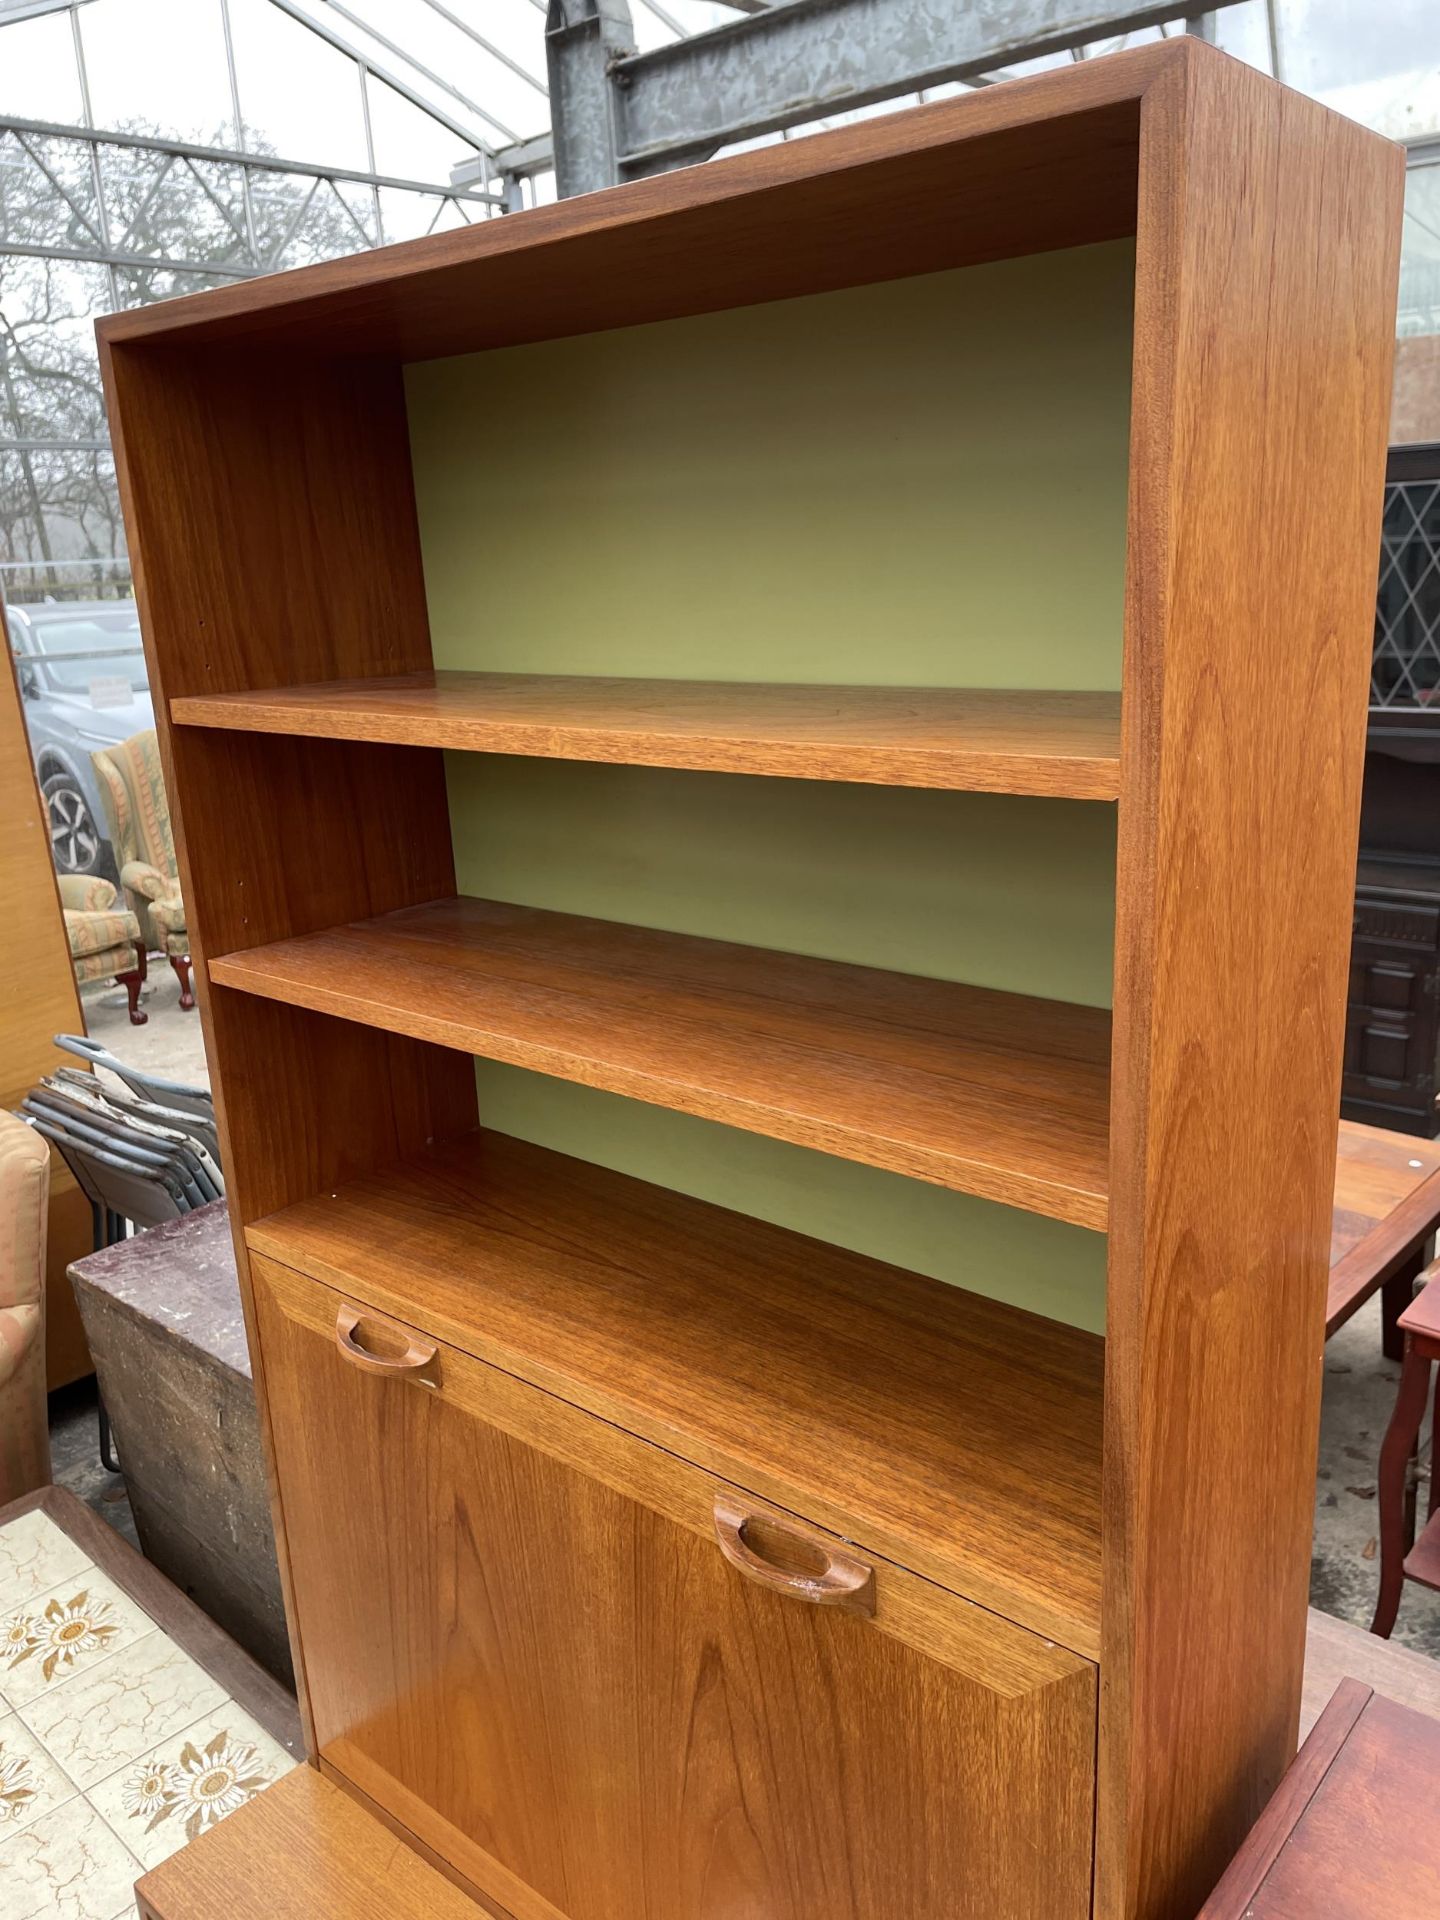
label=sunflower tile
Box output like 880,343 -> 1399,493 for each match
0,1566 -> 158,1711
87,1696 -> 298,1870
20,1634 -> 227,1791
0,1710 -> 82,1839
0,1794 -> 141,1920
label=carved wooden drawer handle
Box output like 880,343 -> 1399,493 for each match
334,1305 -> 440,1390
713,1491 -> 875,1617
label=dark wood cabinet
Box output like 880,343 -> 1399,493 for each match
1342,445 -> 1440,1136
1344,863 -> 1440,1134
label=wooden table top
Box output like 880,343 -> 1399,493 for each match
1333,1120 -> 1440,1259
1329,1120 -> 1440,1335
1199,1676 -> 1440,1917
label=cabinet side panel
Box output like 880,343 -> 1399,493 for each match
97,342 -> 477,1209
98,341 -> 478,1743
1101,52 -> 1403,1920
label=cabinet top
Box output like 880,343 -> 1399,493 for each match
95,38 -> 1384,366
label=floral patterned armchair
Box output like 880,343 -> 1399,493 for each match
0,1111 -> 51,1501
57,874 -> 147,1026
90,728 -> 194,1012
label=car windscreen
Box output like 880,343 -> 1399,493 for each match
26,613 -> 148,694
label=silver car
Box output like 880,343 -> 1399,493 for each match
7,599 -> 155,877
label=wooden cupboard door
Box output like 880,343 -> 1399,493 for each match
251,1254 -> 1095,1920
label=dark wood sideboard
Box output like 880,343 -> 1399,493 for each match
1343,444 -> 1440,1137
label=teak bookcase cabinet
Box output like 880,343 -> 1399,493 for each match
98,40 -> 1401,1920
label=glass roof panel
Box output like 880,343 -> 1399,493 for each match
0,8 -> 86,119
227,0 -> 371,171
78,0 -> 235,145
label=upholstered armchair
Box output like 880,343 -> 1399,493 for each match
0,1112 -> 52,1502
57,874 -> 148,1026
91,728 -> 194,1011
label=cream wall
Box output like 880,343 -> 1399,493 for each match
406,241 -> 1136,1333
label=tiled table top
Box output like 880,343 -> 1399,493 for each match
0,1502 -> 299,1920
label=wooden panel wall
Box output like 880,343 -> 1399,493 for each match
1101,48 -> 1404,1920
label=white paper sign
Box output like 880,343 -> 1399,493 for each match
88,676 -> 132,710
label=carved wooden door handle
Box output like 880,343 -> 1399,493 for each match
713,1491 -> 875,1617
334,1305 -> 440,1390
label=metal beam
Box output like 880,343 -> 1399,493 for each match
0,439 -> 112,454
0,113 -> 501,205
0,0 -> 95,20
459,129 -> 552,190
547,1 -> 636,197
2,238 -> 263,281
313,0 -> 521,144
547,0 -> 1243,194
264,0 -> 500,155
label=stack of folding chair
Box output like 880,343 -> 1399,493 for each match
18,1035 -> 222,1246
13,1034 -> 224,1471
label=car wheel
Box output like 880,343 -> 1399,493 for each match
43,772 -> 104,875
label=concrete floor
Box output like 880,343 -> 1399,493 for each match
49,1376 -> 141,1554
79,961 -> 210,1087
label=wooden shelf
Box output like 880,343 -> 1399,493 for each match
209,895 -> 1112,1228
247,1128 -> 1105,1654
172,673 -> 1122,799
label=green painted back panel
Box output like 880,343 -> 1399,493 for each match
406,243 -> 1133,1333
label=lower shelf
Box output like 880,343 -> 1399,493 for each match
209,893 -> 1112,1229
246,1126 -> 1104,1655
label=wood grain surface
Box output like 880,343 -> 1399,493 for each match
1100,43 -> 1403,1920
1331,1120 -> 1440,1246
96,49 -> 1174,360
95,35 -> 1404,1920
1197,1684 -> 1440,1919
172,673 -> 1123,799
134,1763 -> 488,1920
97,341 -> 481,1751
0,639 -> 96,1388
252,1252 -> 1097,1920
210,894 -> 1113,1229
246,1127 -> 1104,1654
1193,1678 -> 1372,1920
1328,1121 -> 1440,1335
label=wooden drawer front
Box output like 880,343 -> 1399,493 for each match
251,1254 -> 1095,1920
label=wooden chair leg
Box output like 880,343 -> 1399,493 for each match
169,952 -> 195,1011
1430,1365 -> 1440,1525
1382,1252 -> 1424,1364
1372,1342 -> 1434,1636
115,943 -> 148,1027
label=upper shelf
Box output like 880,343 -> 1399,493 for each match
246,1128 -> 1105,1656
208,895 -> 1112,1229
171,673 -> 1122,799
